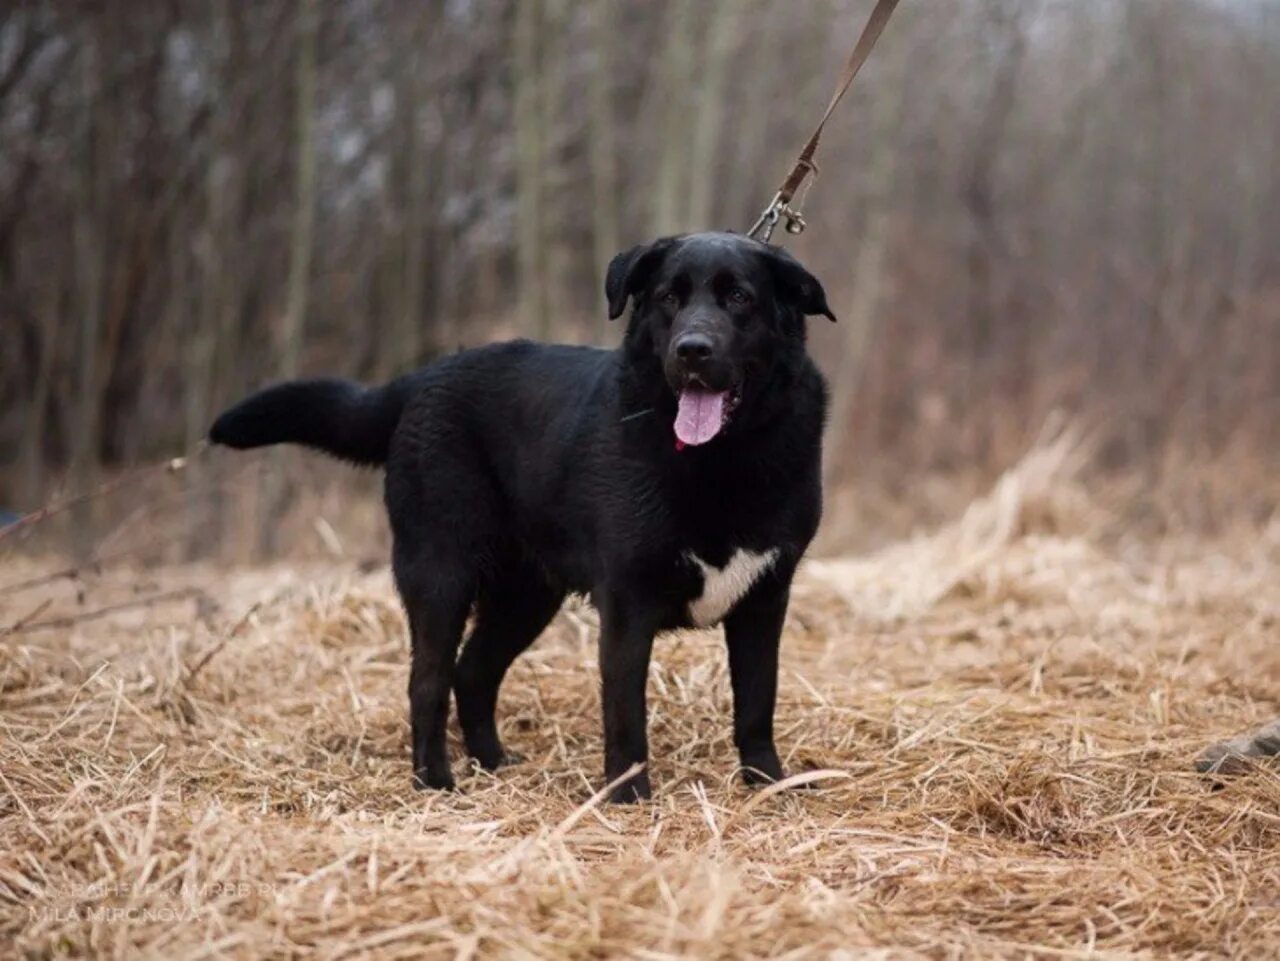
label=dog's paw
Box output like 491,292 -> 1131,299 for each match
607,770 -> 652,804
739,753 -> 786,787
411,769 -> 457,792
469,750 -> 525,773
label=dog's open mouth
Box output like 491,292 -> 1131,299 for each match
674,382 -> 742,448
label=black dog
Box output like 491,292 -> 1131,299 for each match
210,232 -> 834,802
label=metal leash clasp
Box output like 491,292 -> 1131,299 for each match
747,192 -> 807,243
783,205 -> 807,235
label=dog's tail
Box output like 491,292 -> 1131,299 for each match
209,376 -> 415,467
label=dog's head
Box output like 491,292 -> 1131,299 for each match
607,232 -> 834,447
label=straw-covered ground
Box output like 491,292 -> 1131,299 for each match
4,437 -> 1280,959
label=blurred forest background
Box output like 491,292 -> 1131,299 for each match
0,0 -> 1278,559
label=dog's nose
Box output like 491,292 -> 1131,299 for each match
674,333 -> 714,367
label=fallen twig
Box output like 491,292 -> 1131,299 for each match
183,600 -> 264,686
0,451 -> 197,547
0,587 -> 206,637
0,598 -> 53,636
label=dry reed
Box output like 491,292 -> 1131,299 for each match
3,437 -> 1279,959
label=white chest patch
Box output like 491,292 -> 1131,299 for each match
686,548 -> 779,628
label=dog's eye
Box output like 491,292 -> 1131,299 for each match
727,288 -> 752,306
659,291 -> 679,310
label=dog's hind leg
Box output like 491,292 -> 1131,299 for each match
455,565 -> 565,771
394,540 -> 474,792
387,416 -> 499,792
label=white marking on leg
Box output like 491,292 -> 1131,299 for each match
686,548 -> 778,628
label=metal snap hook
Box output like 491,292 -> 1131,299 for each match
747,193 -> 785,243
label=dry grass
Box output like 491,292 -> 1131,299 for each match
4,438 -> 1280,959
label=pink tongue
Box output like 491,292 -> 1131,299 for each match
674,388 -> 727,446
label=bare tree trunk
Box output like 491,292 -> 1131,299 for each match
397,8 -> 430,369
1140,0 -> 1175,463
650,0 -> 698,236
823,23 -> 907,490
210,2 -> 250,561
539,0 -> 572,335
19,290 -> 59,507
375,213 -> 401,378
587,0 -> 620,316
723,0 -> 774,229
514,0 -> 550,338
962,0 -> 1028,466
281,0 -> 317,383
259,0 -> 318,558
70,20 -> 104,560
185,0 -> 237,558
686,0 -> 738,230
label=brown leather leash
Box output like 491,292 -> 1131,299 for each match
747,0 -> 901,243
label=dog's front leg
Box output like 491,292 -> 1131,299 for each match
597,597 -> 656,803
723,578 -> 790,785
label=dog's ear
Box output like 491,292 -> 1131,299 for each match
605,238 -> 678,320
761,246 -> 837,322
